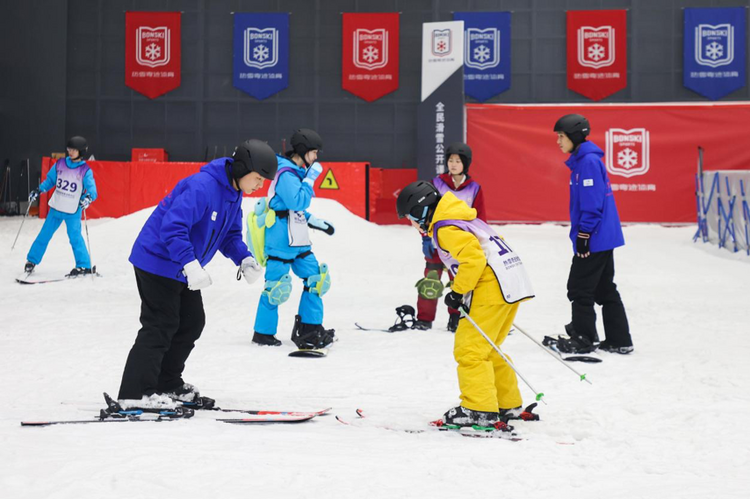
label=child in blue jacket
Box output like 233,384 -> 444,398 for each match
251,128 -> 336,349
117,139 -> 278,411
550,114 -> 633,355
25,136 -> 97,276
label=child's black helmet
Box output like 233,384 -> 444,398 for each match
290,128 -> 323,157
553,114 -> 590,146
445,142 -> 472,174
397,181 -> 441,230
67,136 -> 88,157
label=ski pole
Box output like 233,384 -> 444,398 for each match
512,323 -> 592,385
460,306 -> 546,404
82,208 -> 95,281
11,202 -> 32,250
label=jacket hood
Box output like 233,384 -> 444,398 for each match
276,154 -> 305,174
201,158 -> 241,198
566,141 -> 604,170
428,191 -> 477,234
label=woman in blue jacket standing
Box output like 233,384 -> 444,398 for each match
117,139 -> 278,411
25,136 -> 97,277
251,128 -> 336,349
550,114 -> 634,355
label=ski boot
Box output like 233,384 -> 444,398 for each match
433,406 -> 512,432
24,261 -> 35,274
67,265 -> 96,278
447,314 -> 460,333
252,332 -> 282,347
291,315 -> 335,349
388,305 -> 416,332
412,320 -> 432,330
162,383 -> 216,410
599,341 -> 634,355
499,403 -> 540,422
543,324 -> 596,354
105,392 -> 194,419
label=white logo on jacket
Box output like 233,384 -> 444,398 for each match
211,211 -> 217,221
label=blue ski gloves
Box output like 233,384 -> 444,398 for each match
308,215 -> 335,235
575,231 -> 591,258
422,235 -> 435,258
302,162 -> 323,188
444,291 -> 464,310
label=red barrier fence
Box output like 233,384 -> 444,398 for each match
466,102 -> 750,223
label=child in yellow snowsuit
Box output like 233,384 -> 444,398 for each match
397,181 -> 535,428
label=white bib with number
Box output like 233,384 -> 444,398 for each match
287,210 -> 311,247
49,160 -> 89,214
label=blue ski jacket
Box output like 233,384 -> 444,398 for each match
129,158 -> 252,281
565,141 -> 625,253
266,155 -> 314,258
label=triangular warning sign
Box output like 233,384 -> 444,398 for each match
319,169 -> 339,190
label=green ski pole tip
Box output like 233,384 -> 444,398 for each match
580,374 -> 587,381
535,393 -> 544,401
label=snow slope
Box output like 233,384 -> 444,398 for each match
1,198 -> 749,499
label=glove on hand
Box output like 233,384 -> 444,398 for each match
308,215 -> 335,235
576,232 -> 591,258
28,189 -> 40,202
183,260 -> 212,291
302,162 -> 323,188
79,194 -> 93,209
444,291 -> 464,310
241,255 -> 262,285
421,235 -> 435,258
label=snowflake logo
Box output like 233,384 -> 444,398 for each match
588,43 -> 605,62
705,42 -> 723,60
437,41 -> 446,52
362,46 -> 379,63
253,45 -> 269,62
145,43 -> 161,61
473,45 -> 491,63
617,148 -> 639,169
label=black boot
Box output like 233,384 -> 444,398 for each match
252,332 -> 282,346
441,406 -> 500,428
161,382 -> 216,409
447,314 -> 460,332
24,262 -> 35,274
413,320 -> 432,330
67,266 -> 95,277
291,315 -> 335,349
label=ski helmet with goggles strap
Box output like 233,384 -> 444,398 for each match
553,114 -> 590,147
290,128 -> 323,167
397,181 -> 441,231
67,136 -> 88,158
445,142 -> 472,175
231,139 -> 278,181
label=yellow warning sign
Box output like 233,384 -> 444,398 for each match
319,169 -> 339,190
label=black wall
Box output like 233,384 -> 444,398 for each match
2,0 -> 749,202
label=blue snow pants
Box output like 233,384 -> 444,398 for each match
253,251 -> 324,336
27,207 -> 90,268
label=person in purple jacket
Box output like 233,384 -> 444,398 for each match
116,139 -> 278,412
549,114 -> 634,355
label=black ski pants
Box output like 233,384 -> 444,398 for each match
118,267 -> 205,400
566,250 -> 632,347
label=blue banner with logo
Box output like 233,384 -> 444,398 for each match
453,11 -> 510,102
684,7 -> 746,100
233,13 -> 289,100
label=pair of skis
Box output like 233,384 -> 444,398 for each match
16,270 -> 102,285
21,393 -> 331,427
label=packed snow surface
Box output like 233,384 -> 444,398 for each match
1,198 -> 748,499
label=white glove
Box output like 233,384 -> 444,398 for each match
241,256 -> 262,285
183,260 -> 212,291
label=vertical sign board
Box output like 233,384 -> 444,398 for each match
417,21 -> 465,180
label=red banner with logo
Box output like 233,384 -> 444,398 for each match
342,13 -> 399,102
567,10 -> 626,101
466,103 -> 750,223
125,12 -> 181,99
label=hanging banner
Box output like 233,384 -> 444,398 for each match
453,11 -> 511,102
125,12 -> 181,99
417,21 -> 464,180
341,13 -> 399,102
567,10 -> 626,101
684,7 -> 746,101
466,103 -> 750,223
233,13 -> 289,100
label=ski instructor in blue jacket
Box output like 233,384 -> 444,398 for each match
549,114 -> 634,356
117,139 -> 278,412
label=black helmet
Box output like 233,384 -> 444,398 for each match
396,181 -> 441,230
231,139 -> 278,180
553,114 -> 590,146
67,136 -> 88,157
290,128 -> 323,158
445,142 -> 472,174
